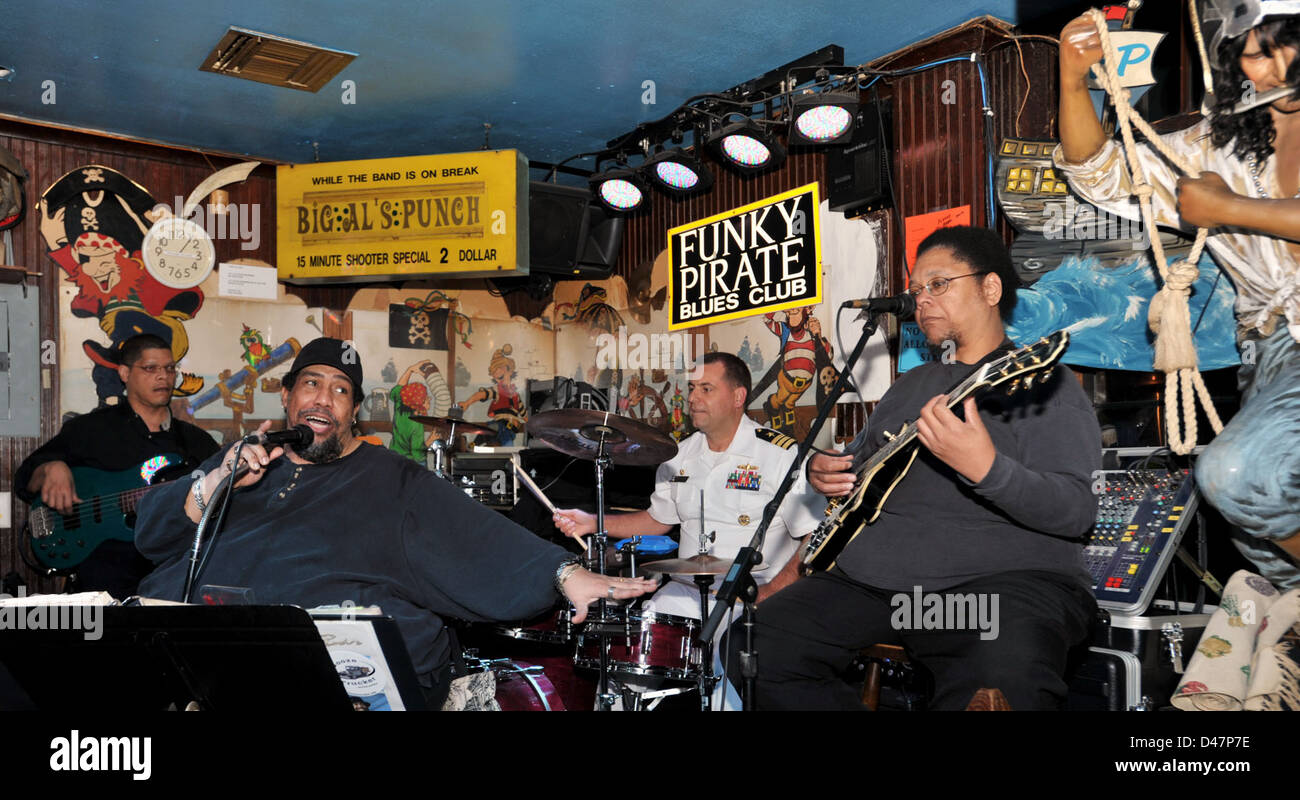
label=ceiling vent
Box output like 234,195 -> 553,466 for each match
200,26 -> 356,93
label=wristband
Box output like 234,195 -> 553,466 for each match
552,557 -> 582,596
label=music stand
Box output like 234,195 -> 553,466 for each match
0,605 -> 352,711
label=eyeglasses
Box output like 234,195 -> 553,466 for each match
906,272 -> 987,299
131,363 -> 179,376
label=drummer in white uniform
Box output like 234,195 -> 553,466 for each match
554,351 -> 824,706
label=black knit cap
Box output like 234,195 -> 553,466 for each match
287,337 -> 364,400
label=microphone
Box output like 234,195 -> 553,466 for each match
242,424 -> 314,447
841,292 -> 916,318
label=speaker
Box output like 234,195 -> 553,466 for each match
528,181 -> 624,278
826,100 -> 893,214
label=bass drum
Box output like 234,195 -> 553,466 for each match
492,658 -> 594,711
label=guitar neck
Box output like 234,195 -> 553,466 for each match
120,485 -> 155,514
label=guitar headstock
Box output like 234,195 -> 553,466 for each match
973,330 -> 1070,395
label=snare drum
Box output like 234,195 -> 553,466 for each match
490,606 -> 576,645
575,609 -> 703,682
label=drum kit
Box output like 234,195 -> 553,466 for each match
442,408 -> 735,711
410,413 -> 495,478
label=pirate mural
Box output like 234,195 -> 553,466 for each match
668,383 -> 690,441
554,283 -> 624,335
457,344 -> 526,446
752,306 -> 834,431
389,359 -> 452,462
39,165 -> 204,405
618,373 -> 669,429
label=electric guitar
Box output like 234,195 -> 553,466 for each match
27,454 -> 188,569
800,331 -> 1071,573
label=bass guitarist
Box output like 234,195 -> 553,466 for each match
16,334 -> 219,598
729,226 -> 1101,710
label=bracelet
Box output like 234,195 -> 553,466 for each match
552,557 -> 582,596
191,477 -> 208,513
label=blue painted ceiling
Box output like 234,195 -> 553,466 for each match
1,1 -> 1071,173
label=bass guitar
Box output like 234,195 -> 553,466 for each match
27,454 -> 188,569
800,331 -> 1071,573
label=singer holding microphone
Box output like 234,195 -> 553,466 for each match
134,337 -> 655,709
728,226 -> 1102,710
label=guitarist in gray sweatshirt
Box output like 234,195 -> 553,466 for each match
730,226 -> 1101,710
16,334 -> 219,598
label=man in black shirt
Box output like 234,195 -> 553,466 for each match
135,337 -> 655,706
731,226 -> 1101,710
16,334 -> 219,598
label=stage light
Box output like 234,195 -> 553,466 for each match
789,92 -> 859,145
645,148 -> 713,196
707,120 -> 786,173
590,167 -> 647,211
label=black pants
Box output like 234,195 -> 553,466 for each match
726,569 -> 1095,710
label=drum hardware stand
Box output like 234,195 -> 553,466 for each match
619,683 -> 695,711
590,422 -> 616,711
694,573 -> 719,711
426,437 -> 451,479
626,536 -> 642,576
700,311 -> 888,709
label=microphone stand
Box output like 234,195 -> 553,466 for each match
182,443 -> 249,603
698,311 -> 886,710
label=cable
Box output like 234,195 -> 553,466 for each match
869,82 -> 906,270
538,456 -> 581,493
835,304 -> 870,415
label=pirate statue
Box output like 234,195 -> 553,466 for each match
1057,0 -> 1300,587
39,166 -> 204,405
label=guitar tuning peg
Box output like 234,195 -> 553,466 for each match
1023,375 -> 1035,390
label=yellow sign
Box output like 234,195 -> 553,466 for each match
667,183 -> 822,330
277,150 -> 528,283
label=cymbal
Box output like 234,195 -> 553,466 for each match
526,409 -> 677,466
642,554 -> 734,576
410,415 -> 495,436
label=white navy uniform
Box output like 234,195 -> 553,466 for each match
642,414 -> 824,624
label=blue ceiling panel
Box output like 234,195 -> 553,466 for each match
1,1 -> 1026,168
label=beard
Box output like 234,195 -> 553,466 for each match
291,430 -> 345,463
925,327 -> 961,358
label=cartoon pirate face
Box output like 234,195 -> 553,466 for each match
74,232 -> 129,293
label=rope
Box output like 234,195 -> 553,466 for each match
1085,7 -> 1224,454
1189,0 -> 1216,106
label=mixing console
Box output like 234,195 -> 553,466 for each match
1085,468 -> 1199,614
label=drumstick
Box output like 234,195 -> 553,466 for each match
513,461 -> 590,550
513,460 -> 557,514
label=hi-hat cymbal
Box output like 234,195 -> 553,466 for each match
526,409 -> 677,466
409,415 -> 495,436
642,554 -> 734,576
